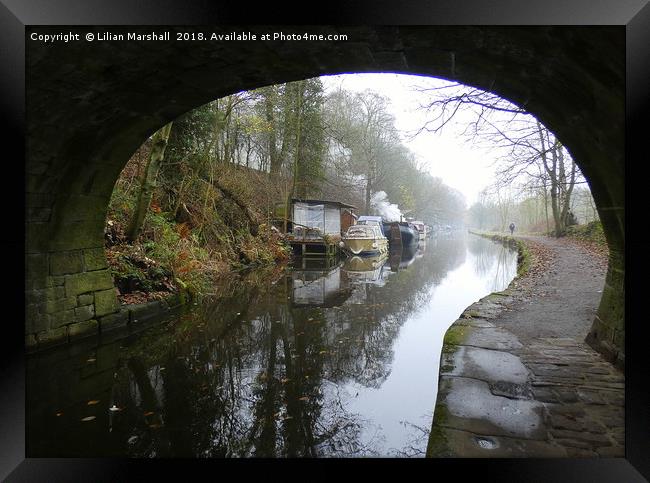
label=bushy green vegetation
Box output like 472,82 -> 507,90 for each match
565,220 -> 606,246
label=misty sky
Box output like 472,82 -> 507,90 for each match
320,73 -> 501,207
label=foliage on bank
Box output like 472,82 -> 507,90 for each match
565,220 -> 606,246
105,77 -> 476,305
105,146 -> 291,304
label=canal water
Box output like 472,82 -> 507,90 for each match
27,233 -> 517,457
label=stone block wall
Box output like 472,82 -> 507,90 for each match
25,246 -> 119,350
586,246 -> 625,368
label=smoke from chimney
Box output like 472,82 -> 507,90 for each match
370,191 -> 402,222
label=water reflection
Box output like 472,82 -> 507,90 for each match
27,234 -> 517,457
388,244 -> 418,272
342,253 -> 389,285
291,264 -> 351,307
467,236 -> 518,292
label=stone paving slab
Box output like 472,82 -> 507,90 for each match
464,326 -> 524,351
438,376 -> 546,440
431,427 -> 568,458
441,345 -> 530,384
428,235 -> 625,458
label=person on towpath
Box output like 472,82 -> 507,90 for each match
509,222 -> 515,235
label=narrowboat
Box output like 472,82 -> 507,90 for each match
382,221 -> 420,249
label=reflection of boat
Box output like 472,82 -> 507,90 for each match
342,253 -> 388,283
402,245 -> 418,268
388,244 -> 418,272
415,240 -> 426,259
341,216 -> 389,256
382,221 -> 420,249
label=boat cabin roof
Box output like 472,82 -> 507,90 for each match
291,198 -> 357,210
357,215 -> 383,223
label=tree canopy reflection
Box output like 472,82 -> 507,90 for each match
27,234 -> 516,457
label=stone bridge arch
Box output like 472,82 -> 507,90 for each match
25,26 -> 624,365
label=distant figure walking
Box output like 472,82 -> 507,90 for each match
509,222 -> 516,235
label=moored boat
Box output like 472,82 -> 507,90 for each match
412,220 -> 426,240
383,221 -> 420,249
340,216 -> 389,256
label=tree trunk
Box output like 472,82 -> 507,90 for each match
559,149 -> 577,231
549,144 -> 563,237
543,185 -> 550,234
294,84 -> 305,198
290,82 -> 304,201
265,88 -> 281,175
537,123 -> 563,238
365,174 -> 372,214
126,122 -> 173,241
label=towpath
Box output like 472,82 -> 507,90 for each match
428,234 -> 624,458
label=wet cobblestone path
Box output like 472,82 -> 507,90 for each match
429,235 -> 624,457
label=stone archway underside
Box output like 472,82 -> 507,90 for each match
25,26 -> 624,365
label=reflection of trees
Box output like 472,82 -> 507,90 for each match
28,232 -> 483,458
324,235 -> 467,388
106,289 -> 379,457
467,234 -> 496,278
467,235 -> 517,292
491,243 -> 517,292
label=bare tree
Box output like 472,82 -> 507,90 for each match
415,81 -> 585,236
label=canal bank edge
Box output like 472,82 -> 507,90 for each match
427,231 -> 624,458
25,287 -> 193,354
426,231 -> 537,457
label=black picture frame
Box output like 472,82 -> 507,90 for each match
2,0 -> 648,480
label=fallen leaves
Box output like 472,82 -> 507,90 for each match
81,416 -> 96,422
87,400 -> 100,406
565,236 -> 609,267
120,291 -> 172,305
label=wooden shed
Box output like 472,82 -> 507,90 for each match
282,198 -> 357,257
